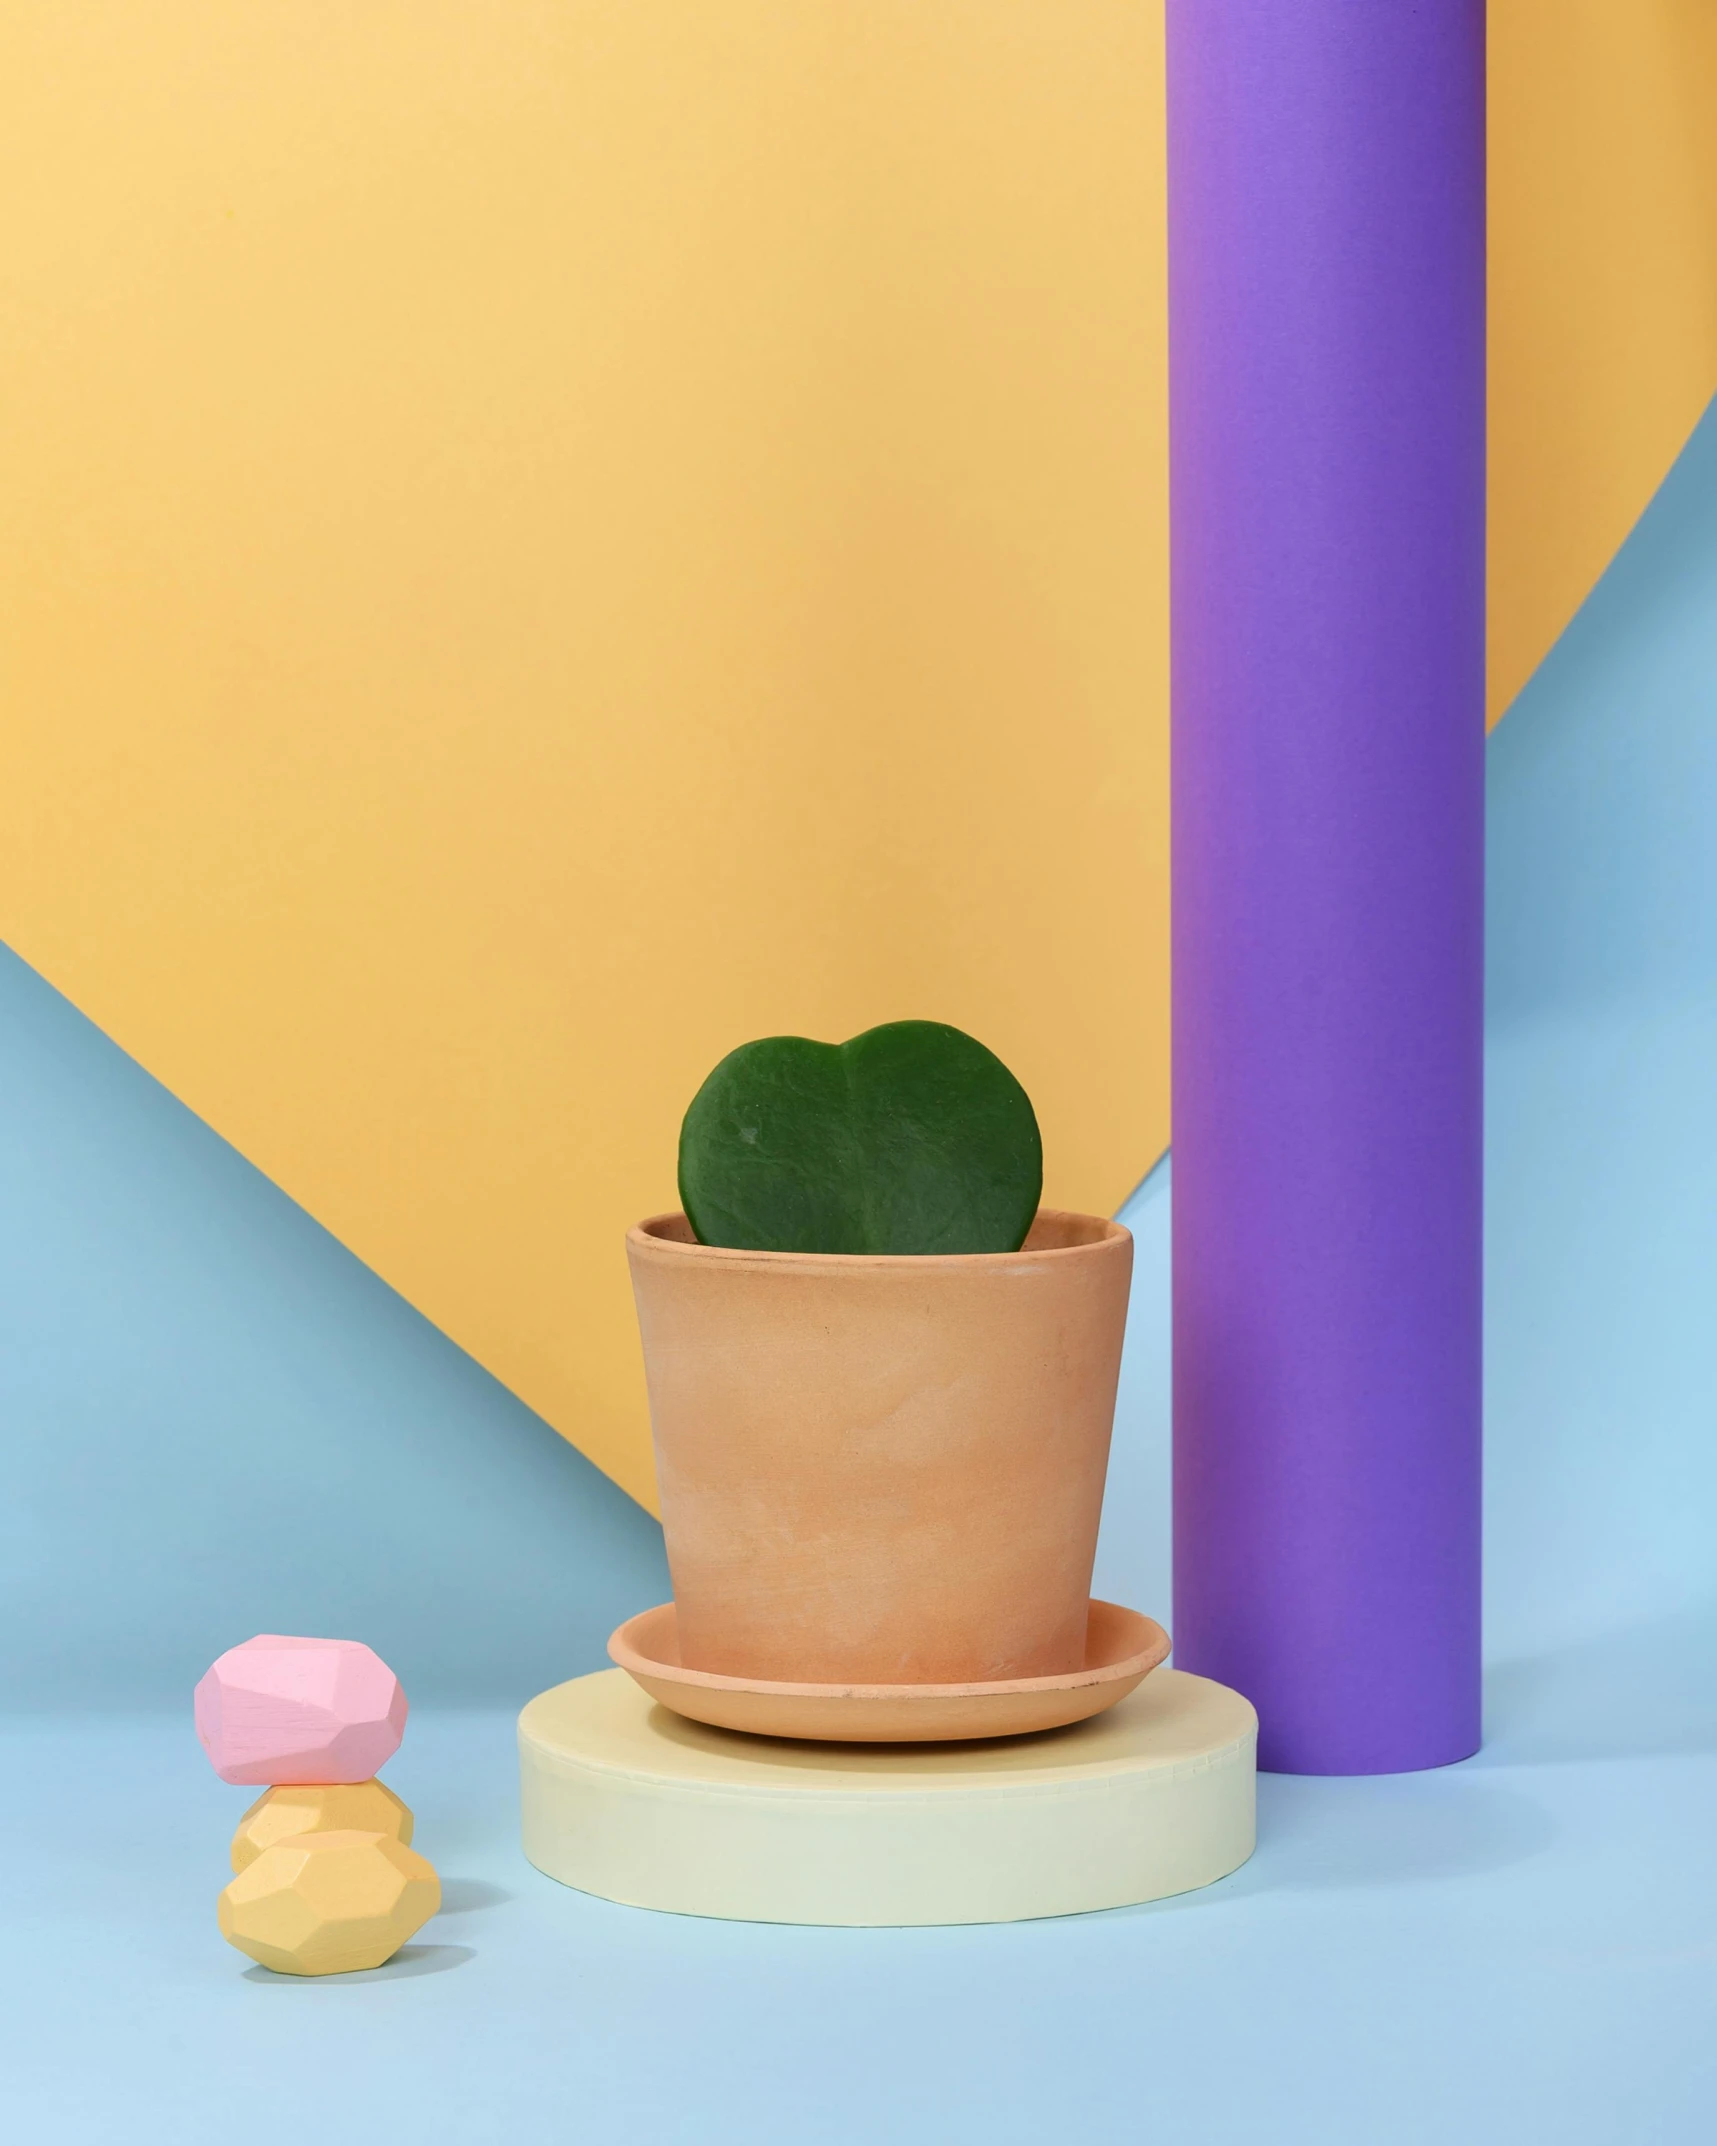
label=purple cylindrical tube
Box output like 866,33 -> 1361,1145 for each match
1167,3 -> 1486,1774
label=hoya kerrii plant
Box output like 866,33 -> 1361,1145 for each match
676,1019 -> 1042,1255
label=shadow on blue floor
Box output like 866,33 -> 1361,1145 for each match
1120,1766 -> 1557,1918
1480,1600 -> 1717,1766
242,1943 -> 476,1986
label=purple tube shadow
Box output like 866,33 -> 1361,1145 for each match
1166,2 -> 1486,1773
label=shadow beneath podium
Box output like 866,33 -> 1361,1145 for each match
1136,1768 -> 1554,1914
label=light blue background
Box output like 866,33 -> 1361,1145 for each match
3,400 -> 1714,2142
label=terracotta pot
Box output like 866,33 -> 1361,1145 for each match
626,1208 -> 1133,1684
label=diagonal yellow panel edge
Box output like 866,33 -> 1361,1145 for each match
2,4 -> 1714,1513
1489,1 -> 1717,725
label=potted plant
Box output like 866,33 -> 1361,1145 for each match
623,1020 -> 1136,1698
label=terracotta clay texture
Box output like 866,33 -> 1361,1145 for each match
609,1597 -> 1169,1741
627,1208 -> 1133,1683
194,1635 -> 407,1786
230,1781 -> 413,1873
217,1830 -> 440,1976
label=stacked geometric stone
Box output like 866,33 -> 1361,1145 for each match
194,1635 -> 440,1976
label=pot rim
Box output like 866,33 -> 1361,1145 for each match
627,1206 -> 1130,1272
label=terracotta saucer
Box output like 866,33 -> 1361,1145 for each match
606,1599 -> 1170,1743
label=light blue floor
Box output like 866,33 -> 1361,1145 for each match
4,1686 -> 1712,2144
5,406 -> 1715,2138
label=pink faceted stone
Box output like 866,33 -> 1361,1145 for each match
194,1636 -> 408,1786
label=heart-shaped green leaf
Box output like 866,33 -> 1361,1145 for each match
678,1020 -> 1043,1255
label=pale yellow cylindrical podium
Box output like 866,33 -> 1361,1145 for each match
519,1667 -> 1256,1927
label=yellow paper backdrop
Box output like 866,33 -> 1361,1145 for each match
1488,1 -> 1717,718
3,3 -> 1713,1509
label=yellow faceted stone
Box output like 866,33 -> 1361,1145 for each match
218,1829 -> 440,1976
230,1781 -> 413,1873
